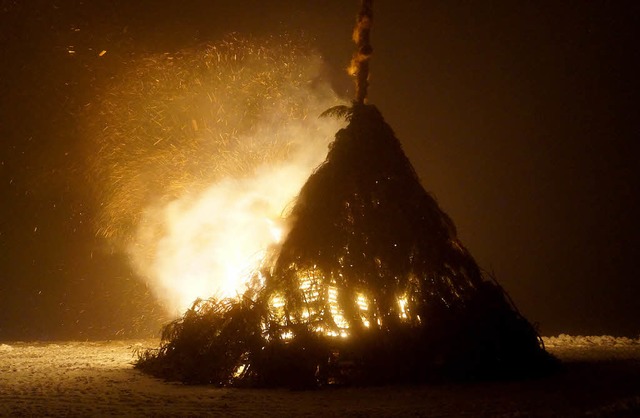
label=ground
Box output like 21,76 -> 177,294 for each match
1,336 -> 639,417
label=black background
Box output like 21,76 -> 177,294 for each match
1,1 -> 638,339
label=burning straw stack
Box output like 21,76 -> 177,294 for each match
135,103 -> 556,387
135,1 -> 557,387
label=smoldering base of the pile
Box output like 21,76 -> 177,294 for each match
1,336 -> 639,417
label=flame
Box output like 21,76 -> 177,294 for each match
398,296 -> 408,320
328,285 -> 350,330
141,165 -> 316,314
266,219 -> 283,243
356,293 -> 370,328
90,36 -> 345,316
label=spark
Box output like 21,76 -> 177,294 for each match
86,35 -> 345,315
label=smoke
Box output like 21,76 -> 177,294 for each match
349,0 -> 374,104
130,120 -> 340,315
88,35 -> 345,315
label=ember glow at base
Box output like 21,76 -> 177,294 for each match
88,36 -> 345,315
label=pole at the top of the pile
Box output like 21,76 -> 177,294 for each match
349,0 -> 373,105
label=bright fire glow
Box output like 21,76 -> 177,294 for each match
356,293 -> 370,328
398,296 -> 409,320
140,165 -> 318,314
328,285 -> 350,330
89,37 -> 345,316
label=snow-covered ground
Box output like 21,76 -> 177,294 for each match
1,336 -> 639,417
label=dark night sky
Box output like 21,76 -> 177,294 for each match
1,1 -> 638,340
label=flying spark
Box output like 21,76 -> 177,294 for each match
86,35 -> 345,315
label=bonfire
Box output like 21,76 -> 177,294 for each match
136,0 -> 557,387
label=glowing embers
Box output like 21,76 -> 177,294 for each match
397,296 -> 408,320
270,294 -> 285,309
299,270 -> 322,304
264,294 -> 295,341
327,285 -> 349,337
356,293 -> 371,328
268,293 -> 287,326
233,364 -> 246,378
280,330 -> 295,340
267,270 -> 424,339
396,294 -> 422,324
295,270 -> 351,338
298,269 -> 322,322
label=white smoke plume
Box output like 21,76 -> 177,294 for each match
88,35 -> 345,315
